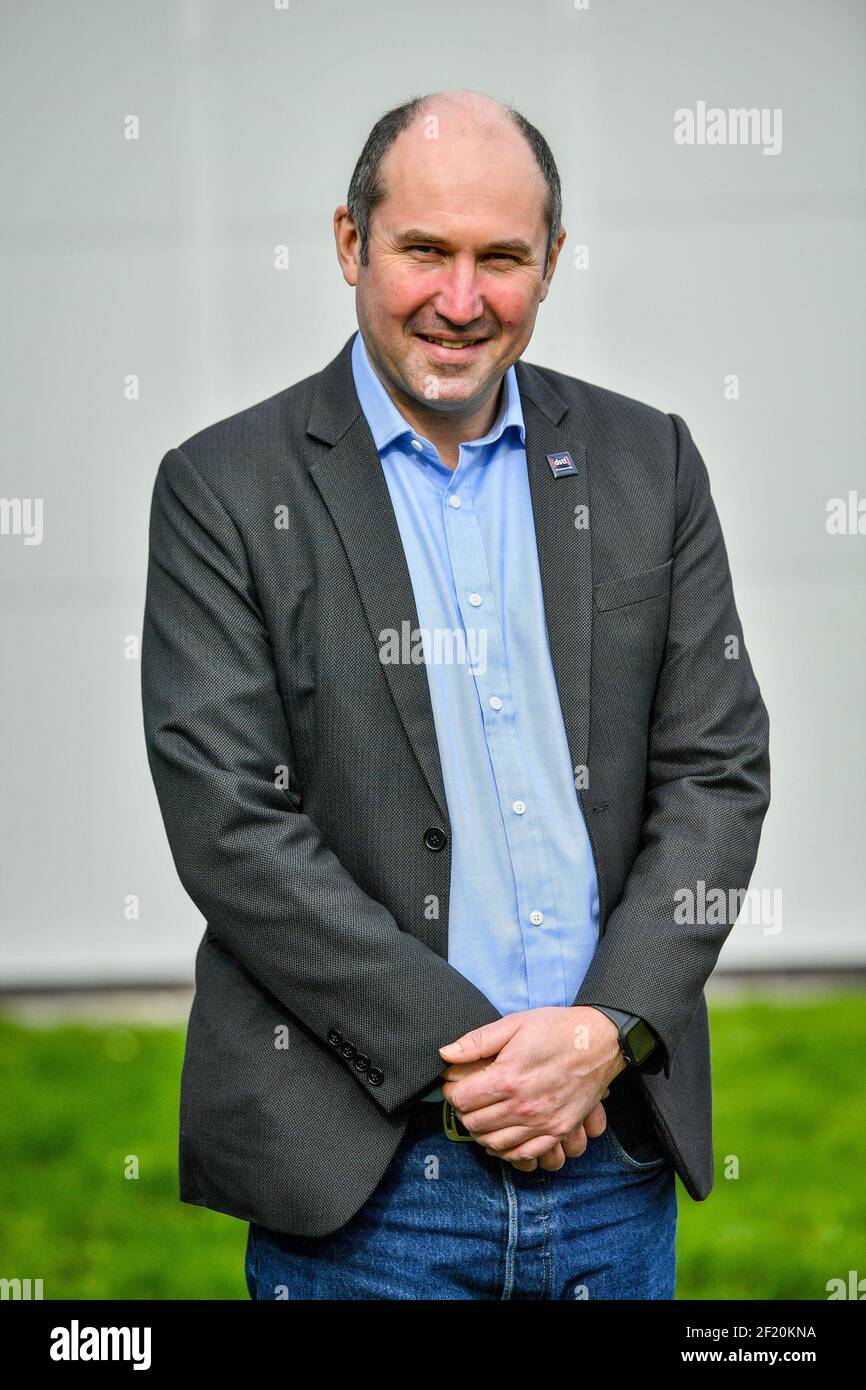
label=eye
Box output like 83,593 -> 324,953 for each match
405,245 -> 520,262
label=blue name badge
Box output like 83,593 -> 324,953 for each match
547,451 -> 578,478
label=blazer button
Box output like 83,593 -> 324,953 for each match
340,1041 -> 357,1061
368,1068 -> 384,1086
353,1054 -> 371,1073
327,1028 -> 342,1047
424,827 -> 447,852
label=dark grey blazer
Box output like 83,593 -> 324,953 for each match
141,332 -> 770,1237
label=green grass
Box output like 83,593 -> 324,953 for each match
679,993 -> 866,1300
1,995 -> 863,1299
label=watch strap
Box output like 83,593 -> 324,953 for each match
591,1005 -> 658,1066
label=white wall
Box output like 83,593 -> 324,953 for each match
1,0 -> 863,984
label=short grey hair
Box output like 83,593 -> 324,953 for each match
346,94 -> 563,274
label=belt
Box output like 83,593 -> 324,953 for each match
410,1098 -> 475,1141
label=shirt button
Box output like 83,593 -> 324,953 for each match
489,696 -> 503,711
529,910 -> 544,926
468,592 -> 482,607
448,495 -> 462,508
512,800 -> 526,815
410,439 -> 423,451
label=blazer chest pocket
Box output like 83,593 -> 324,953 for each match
593,558 -> 673,612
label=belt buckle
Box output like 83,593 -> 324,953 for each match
442,1100 -> 474,1141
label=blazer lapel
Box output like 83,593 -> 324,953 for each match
306,336 -> 452,825
305,335 -> 595,832
516,358 -> 594,797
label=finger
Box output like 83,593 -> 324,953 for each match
476,1136 -> 538,1170
561,1124 -> 588,1159
438,1015 -> 521,1064
439,1057 -> 488,1083
583,1102 -> 608,1139
538,1142 -> 566,1172
473,1124 -> 547,1155
498,1132 -> 564,1162
445,1099 -> 520,1133
473,1136 -> 530,1167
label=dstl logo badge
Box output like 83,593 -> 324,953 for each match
546,451 -> 578,477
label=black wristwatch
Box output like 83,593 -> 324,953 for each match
592,1006 -> 658,1068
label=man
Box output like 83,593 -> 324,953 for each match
141,90 -> 770,1300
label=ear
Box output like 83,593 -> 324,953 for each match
539,225 -> 567,301
334,205 -> 361,287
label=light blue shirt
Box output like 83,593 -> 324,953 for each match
351,330 -> 600,1100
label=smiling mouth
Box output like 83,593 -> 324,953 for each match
415,334 -> 486,351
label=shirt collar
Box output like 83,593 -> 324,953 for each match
351,329 -> 526,456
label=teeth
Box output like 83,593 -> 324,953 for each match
420,336 -> 479,347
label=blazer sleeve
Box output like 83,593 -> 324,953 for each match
141,445 -> 502,1114
571,413 -> 771,1079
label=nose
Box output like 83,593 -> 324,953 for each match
430,252 -> 486,330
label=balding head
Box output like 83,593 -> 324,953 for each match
333,90 -> 566,436
346,89 -> 562,274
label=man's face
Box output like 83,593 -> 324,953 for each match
338,110 -> 565,417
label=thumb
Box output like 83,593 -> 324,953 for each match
439,1016 -> 521,1062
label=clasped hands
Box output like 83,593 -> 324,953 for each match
438,1005 -> 627,1173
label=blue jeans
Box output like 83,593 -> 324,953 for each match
244,1100 -> 677,1300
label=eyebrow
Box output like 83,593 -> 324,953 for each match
396,229 -> 535,257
